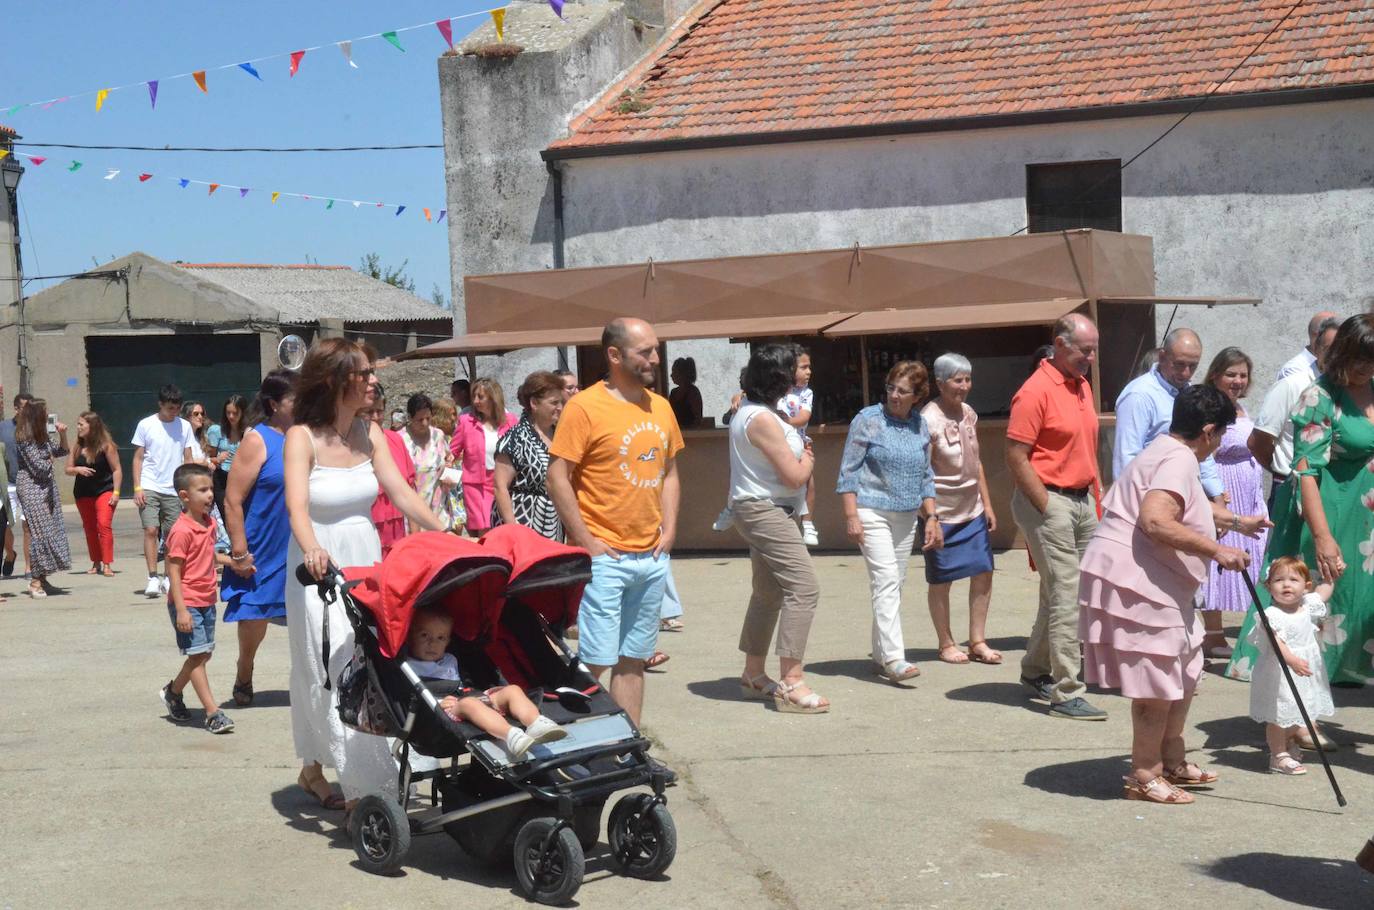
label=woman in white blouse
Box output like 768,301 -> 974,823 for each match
919,354 -> 1001,665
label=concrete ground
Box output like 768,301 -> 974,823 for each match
2,507 -> 1372,909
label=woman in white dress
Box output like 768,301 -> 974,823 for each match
284,338 -> 445,809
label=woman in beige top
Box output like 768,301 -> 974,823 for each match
919,354 -> 1000,665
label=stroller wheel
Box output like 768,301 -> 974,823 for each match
513,818 -> 584,905
607,793 -> 677,879
350,795 -> 411,875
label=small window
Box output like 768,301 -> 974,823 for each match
1026,160 -> 1122,233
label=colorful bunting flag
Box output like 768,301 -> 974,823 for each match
326,199 -> 335,209
193,71 -> 208,93
147,80 -> 159,109
28,156 -> 45,165
436,19 -> 453,48
271,191 -> 281,203
239,62 -> 262,80
4,105 -> 21,116
338,40 -> 358,68
491,9 -> 505,42
548,0 -> 565,19
423,207 -> 432,221
289,51 -> 306,77
239,187 -> 250,198
103,169 -> 119,180
67,161 -> 82,172
0,150 -> 8,161
95,88 -> 110,112
42,97 -> 68,110
381,31 -> 405,52
352,201 -> 361,208
437,210 -> 446,223
139,173 -> 153,182
179,178 -> 189,187
208,183 -> 219,195
395,205 -> 406,216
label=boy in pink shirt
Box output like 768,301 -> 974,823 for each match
159,463 -> 235,734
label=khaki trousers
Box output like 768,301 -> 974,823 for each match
731,498 -> 820,660
1012,488 -> 1098,704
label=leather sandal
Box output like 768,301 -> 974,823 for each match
1123,775 -> 1194,804
1269,752 -> 1307,775
232,680 -> 254,707
1164,761 -> 1219,788
739,673 -> 778,700
937,645 -> 969,665
773,680 -> 829,714
298,767 -> 346,810
967,640 -> 1003,665
645,650 -> 670,670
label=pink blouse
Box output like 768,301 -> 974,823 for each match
919,400 -> 983,524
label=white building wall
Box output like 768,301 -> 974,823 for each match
557,98 -> 1374,414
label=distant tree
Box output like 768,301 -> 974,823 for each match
430,283 -> 451,311
359,253 -> 416,292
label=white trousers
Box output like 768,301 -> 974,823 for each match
858,507 -> 918,666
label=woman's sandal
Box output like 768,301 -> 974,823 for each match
937,645 -> 969,665
86,564 -> 101,575
967,640 -> 1003,665
1163,761 -> 1219,788
1269,752 -> 1307,775
660,617 -> 684,632
1295,730 -> 1337,751
1122,775 -> 1194,804
773,680 -> 830,714
740,673 -> 779,700
298,768 -> 346,810
232,680 -> 254,707
878,660 -> 921,682
645,650 -> 670,670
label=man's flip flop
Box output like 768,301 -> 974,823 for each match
646,651 -> 670,670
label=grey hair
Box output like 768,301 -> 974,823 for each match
933,353 -> 973,383
1315,316 -> 1341,336
1162,327 -> 1200,351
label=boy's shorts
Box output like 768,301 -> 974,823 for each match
140,490 -> 182,534
167,603 -> 216,655
576,550 -> 668,667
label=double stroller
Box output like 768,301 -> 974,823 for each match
303,524 -> 675,904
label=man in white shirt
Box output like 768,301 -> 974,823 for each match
1249,318 -> 1340,511
1276,310 -> 1338,379
132,384 -> 193,597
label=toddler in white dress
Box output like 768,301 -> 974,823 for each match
1247,557 -> 1335,776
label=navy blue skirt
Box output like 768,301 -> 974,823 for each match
924,513 -> 994,584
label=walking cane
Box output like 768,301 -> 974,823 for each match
1235,568 -> 1346,807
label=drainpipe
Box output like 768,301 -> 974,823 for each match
547,160 -> 569,372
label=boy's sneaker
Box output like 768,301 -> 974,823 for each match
159,575 -> 171,596
711,507 -> 734,532
160,682 -> 192,721
144,575 -> 162,598
205,711 -> 235,734
802,521 -> 820,547
1048,697 -> 1108,721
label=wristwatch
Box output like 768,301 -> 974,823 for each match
1230,515 -> 1241,533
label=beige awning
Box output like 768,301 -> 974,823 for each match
394,325 -> 606,360
821,298 -> 1088,337
654,312 -> 856,341
1097,296 -> 1260,307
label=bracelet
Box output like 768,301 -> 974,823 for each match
133,486 -> 142,492
230,551 -> 250,562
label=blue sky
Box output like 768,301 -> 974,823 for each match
2,2 -> 505,304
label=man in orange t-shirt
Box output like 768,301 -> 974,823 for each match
549,318 -> 683,730
1006,312 -> 1106,721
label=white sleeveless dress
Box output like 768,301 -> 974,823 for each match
285,437 -> 396,800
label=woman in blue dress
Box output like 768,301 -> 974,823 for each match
221,369 -> 297,709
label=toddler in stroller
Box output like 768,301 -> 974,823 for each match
402,605 -> 566,760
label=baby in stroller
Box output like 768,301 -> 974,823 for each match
403,605 -> 566,760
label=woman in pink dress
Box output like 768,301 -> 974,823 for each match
1079,385 -> 1259,805
450,378 -> 517,536
366,384 -> 415,556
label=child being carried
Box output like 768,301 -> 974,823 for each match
403,606 -> 567,760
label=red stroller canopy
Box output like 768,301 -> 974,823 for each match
343,531 -> 512,659
481,525 -> 592,628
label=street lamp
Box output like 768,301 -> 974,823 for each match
2,153 -> 28,394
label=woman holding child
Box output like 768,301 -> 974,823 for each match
284,339 -> 445,808
1078,385 -> 1263,805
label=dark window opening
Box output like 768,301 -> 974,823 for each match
1026,160 -> 1122,233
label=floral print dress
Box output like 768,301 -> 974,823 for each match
1227,377 -> 1374,685
403,426 -> 464,533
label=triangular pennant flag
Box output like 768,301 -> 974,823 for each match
147,80 -> 159,108
139,173 -> 152,182
28,156 -> 45,165
0,150 -> 7,161
381,31 -> 405,52
67,160 -> 82,172
338,40 -> 358,68
436,19 -> 453,48
42,97 -> 68,110
548,0 -> 565,19
103,169 -> 119,180
239,187 -> 250,198
491,9 -> 505,42
4,105 -> 21,116
208,183 -> 219,195
352,201 -> 361,208
437,210 -> 446,223
95,88 -> 110,111
423,207 -> 432,222
192,71 -> 207,93
289,51 -> 305,77
271,191 -> 281,203
395,205 -> 406,216
303,195 -> 311,200
326,199 -> 334,210
179,178 -> 189,188
239,62 -> 261,80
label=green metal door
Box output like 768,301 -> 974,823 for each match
86,334 -> 263,493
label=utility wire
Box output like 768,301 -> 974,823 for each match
14,142 -> 442,153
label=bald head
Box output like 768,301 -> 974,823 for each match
603,317 -> 660,390
1050,313 -> 1098,379
1309,311 -> 1339,346
1159,328 -> 1202,388
602,317 -> 653,354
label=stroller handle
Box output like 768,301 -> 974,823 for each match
296,561 -> 344,589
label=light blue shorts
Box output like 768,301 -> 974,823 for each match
577,551 -> 669,667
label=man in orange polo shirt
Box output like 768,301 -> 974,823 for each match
1006,312 -> 1106,720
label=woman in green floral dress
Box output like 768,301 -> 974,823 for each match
1227,314 -> 1374,686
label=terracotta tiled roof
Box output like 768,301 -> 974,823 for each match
549,0 -> 1374,155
